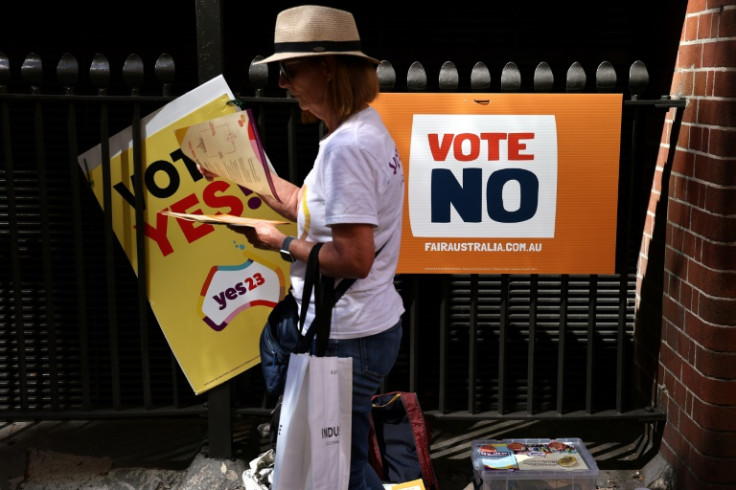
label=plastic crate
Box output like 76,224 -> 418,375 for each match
471,437 -> 599,490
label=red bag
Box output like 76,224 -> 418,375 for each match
368,391 -> 439,489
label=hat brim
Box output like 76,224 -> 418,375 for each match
253,51 -> 380,65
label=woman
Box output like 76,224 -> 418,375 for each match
201,5 -> 405,489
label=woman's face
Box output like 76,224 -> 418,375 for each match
278,57 -> 331,118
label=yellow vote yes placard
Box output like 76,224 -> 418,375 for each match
78,75 -> 296,394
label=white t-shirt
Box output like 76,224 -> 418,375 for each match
290,106 -> 405,339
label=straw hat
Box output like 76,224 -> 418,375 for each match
254,5 -> 379,65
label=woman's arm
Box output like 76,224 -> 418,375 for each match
317,223 -> 376,279
258,173 -> 301,222
237,222 -> 375,280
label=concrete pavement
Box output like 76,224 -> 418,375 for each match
1,415 -> 673,489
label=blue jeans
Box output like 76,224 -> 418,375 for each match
313,320 -> 403,490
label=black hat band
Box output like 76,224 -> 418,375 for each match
273,40 -> 363,54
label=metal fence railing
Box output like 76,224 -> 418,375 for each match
1,51 -> 683,455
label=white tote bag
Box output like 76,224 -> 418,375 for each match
272,352 -> 353,490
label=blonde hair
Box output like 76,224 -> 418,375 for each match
325,56 -> 379,128
296,56 -> 379,129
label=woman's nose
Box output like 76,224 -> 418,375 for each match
278,73 -> 290,88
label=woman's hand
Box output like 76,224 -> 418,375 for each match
228,221 -> 286,253
197,164 -> 218,182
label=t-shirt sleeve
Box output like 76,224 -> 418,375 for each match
321,141 -> 380,227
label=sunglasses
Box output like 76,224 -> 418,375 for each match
278,60 -> 307,83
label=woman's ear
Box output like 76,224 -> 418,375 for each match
320,56 -> 336,81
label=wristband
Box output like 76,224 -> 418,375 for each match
280,236 -> 295,262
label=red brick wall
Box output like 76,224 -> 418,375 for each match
638,1 -> 736,488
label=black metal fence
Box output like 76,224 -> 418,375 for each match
0,51 -> 683,454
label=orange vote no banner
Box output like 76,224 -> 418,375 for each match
370,93 -> 623,275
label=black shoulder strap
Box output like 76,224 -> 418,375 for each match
299,240 -> 388,356
313,269 -> 334,357
298,243 -> 322,331
297,243 -> 323,353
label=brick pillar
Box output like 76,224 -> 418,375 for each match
638,1 -> 736,488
